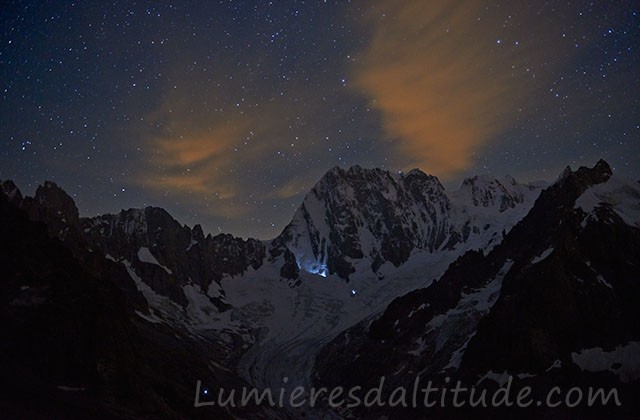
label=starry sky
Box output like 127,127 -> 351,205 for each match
1,1 -> 638,239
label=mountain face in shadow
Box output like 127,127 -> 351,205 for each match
314,160 -> 640,419
0,188 -> 271,419
1,159 -> 639,419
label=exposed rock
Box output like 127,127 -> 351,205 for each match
276,165 -> 541,280
81,207 -> 266,310
313,160 -> 640,419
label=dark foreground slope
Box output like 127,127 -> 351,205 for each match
314,161 -> 640,419
0,191 -> 272,419
2,160 -> 638,419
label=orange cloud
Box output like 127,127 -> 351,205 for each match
353,0 -> 560,177
148,123 -> 249,199
132,74 -> 259,216
133,61 -> 317,220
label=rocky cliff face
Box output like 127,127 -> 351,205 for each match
2,180 -> 86,251
1,179 -> 24,207
81,207 -> 265,310
459,174 -> 528,211
0,189 -> 268,419
0,180 -> 267,312
274,165 -> 541,280
1,180 -> 149,313
313,160 -> 640,419
274,166 -> 453,279
1,165 -> 542,314
2,160 -> 638,419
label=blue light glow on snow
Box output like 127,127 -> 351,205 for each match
306,263 -> 328,277
296,257 -> 328,277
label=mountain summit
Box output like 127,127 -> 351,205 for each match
2,159 -> 638,419
315,160 -> 640,418
275,164 -> 542,279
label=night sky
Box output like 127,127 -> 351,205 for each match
1,1 -> 638,239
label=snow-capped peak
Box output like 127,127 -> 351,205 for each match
575,174 -> 640,228
456,174 -> 535,212
276,165 -> 543,279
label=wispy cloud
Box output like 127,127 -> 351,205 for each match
132,57 -> 329,222
353,0 -> 569,177
145,120 -> 250,199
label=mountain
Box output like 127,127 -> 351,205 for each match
0,188 -> 270,419
220,166 -> 544,394
1,178 -> 268,315
81,207 -> 265,311
2,165 -> 542,329
273,165 -> 541,280
313,160 -> 640,419
2,159 -> 638,419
